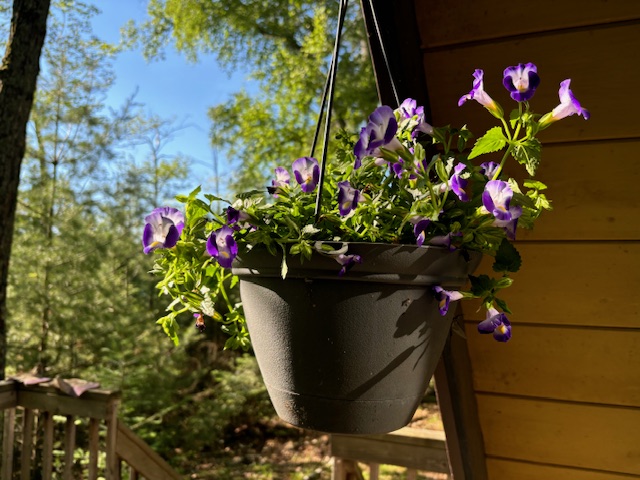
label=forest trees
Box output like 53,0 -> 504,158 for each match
5,0 -> 189,385
0,0 -> 52,379
127,0 -> 378,192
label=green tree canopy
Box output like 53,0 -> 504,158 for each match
126,0 -> 378,192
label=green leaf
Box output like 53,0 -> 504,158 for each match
236,189 -> 266,200
469,274 -> 495,296
523,179 -> 548,190
494,297 -> 512,314
512,138 -> 542,176
493,239 -> 522,273
468,127 -> 508,160
434,157 -> 449,183
156,315 -> 180,346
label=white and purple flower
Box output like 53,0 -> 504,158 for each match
482,180 -> 522,222
539,79 -> 590,128
480,161 -> 500,179
354,105 -> 402,167
451,163 -> 470,202
337,181 -> 361,216
142,207 -> 185,254
398,98 -> 433,138
335,253 -> 362,277
268,166 -> 290,196
458,69 -> 503,118
227,207 -> 253,231
477,307 -> 512,342
206,225 -> 238,269
503,63 -> 540,102
412,217 -> 431,247
433,286 -> 464,316
292,157 -> 320,193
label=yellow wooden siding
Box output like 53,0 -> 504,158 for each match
517,141 -> 640,241
423,22 -> 640,144
414,1 -> 640,478
477,394 -> 640,476
418,0 -> 640,48
465,243 -> 640,327
486,458 -> 640,480
465,323 -> 640,406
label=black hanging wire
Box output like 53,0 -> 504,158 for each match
313,0 -> 348,223
367,0 -> 400,107
309,54 -> 334,159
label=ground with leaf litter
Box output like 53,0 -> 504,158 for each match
189,401 -> 451,480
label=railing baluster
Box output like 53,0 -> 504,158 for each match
88,417 -> 100,480
41,411 -> 54,480
63,415 -> 76,479
20,408 -> 35,480
129,464 -> 139,479
1,408 -> 16,480
1,380 -> 179,480
105,399 -> 119,480
369,463 -> 379,480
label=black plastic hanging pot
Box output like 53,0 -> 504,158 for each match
232,244 -> 481,434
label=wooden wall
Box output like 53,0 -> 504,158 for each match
413,1 -> 640,478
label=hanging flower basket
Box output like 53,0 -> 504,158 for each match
142,0 -> 589,436
232,243 -> 481,433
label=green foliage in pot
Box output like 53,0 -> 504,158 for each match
143,63 -> 589,348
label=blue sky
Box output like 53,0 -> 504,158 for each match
90,0 -> 252,191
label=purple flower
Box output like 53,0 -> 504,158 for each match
399,98 -> 423,118
451,163 -> 470,202
482,180 -> 522,222
539,79 -> 590,128
428,233 -> 459,251
458,69 -> 503,118
494,218 -> 519,240
354,105 -> 402,167
503,63 -> 540,102
398,98 -> 433,137
206,225 -> 238,268
433,286 -> 463,316
269,166 -> 290,196
227,207 -> 253,231
480,161 -> 500,179
337,181 -> 361,216
335,253 -> 362,276
292,157 -> 320,193
477,307 -> 512,342
142,207 -> 185,254
391,159 -> 405,178
412,217 -> 431,247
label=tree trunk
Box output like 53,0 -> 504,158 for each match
0,0 -> 52,379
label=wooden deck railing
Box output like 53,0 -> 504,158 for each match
331,427 -> 451,480
0,380 -> 181,480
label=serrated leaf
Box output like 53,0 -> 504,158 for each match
494,297 -> 512,314
204,193 -> 231,204
468,127 -> 508,159
512,138 -> 542,176
493,239 -> 522,273
523,179 -> 548,190
236,189 -> 266,200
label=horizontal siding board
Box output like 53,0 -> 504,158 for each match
423,23 -> 640,144
463,242 -> 640,328
515,140 -> 640,241
466,324 -> 640,406
477,394 -> 640,476
416,1 -> 640,48
486,458 -> 640,480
